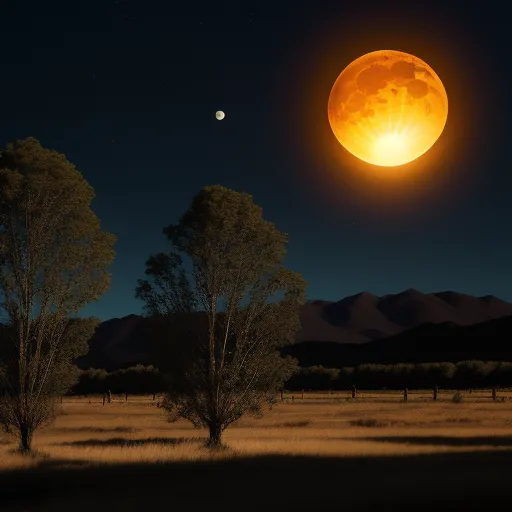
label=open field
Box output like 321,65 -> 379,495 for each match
2,393 -> 512,510
4,391 -> 512,468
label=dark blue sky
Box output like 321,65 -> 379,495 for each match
1,0 -> 510,321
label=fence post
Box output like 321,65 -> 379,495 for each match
492,387 -> 497,401
352,385 -> 357,399
433,386 -> 438,402
403,388 -> 408,402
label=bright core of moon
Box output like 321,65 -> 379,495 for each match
216,111 -> 225,120
328,50 -> 448,167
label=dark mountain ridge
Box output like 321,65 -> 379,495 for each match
77,289 -> 512,370
284,314 -> 512,368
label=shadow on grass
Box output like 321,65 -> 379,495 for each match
58,436 -> 203,448
360,435 -> 512,447
35,458 -> 92,469
272,420 -> 312,428
54,426 -> 140,434
2,450 -> 512,511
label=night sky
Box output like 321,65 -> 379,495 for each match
1,0 -> 510,321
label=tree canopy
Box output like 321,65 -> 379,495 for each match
136,185 -> 306,445
0,137 -> 116,451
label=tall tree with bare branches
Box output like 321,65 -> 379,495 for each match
136,185 -> 306,446
0,137 -> 116,452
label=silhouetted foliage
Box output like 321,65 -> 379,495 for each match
284,360 -> 512,390
72,368 -> 110,395
0,138 -> 116,452
136,185 -> 305,445
287,366 -> 340,390
71,358 -> 512,395
72,365 -> 167,396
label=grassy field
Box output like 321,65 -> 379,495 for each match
2,392 -> 512,510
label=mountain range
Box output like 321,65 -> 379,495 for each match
79,289 -> 512,370
298,289 -> 512,343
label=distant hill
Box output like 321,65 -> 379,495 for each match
78,314 -> 149,370
298,289 -> 512,343
77,289 -> 512,370
283,315 -> 512,368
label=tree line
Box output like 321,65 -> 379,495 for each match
287,361 -> 512,390
72,365 -> 166,396
71,359 -> 512,396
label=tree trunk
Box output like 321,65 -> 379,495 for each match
19,424 -> 33,453
208,422 -> 222,447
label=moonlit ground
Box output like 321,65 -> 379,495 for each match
2,394 -> 512,512
2,392 -> 512,469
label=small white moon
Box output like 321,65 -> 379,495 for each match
215,111 -> 225,120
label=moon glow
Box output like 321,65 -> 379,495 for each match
328,50 -> 448,167
216,111 -> 225,120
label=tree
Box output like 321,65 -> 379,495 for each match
287,366 -> 340,391
454,360 -> 494,389
0,137 -> 116,452
136,185 -> 306,446
72,368 -> 109,395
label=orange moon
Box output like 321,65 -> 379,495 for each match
328,50 -> 448,167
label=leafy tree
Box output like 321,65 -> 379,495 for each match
73,368 -> 109,395
413,362 -> 455,388
355,364 -> 391,389
287,366 -> 340,390
454,360 -> 495,388
338,366 -> 355,388
490,362 -> 512,387
0,137 -> 116,452
136,185 -> 306,446
387,363 -> 415,388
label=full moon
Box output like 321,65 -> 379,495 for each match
328,50 -> 448,167
216,110 -> 225,120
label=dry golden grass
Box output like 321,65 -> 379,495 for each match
2,392 -> 512,471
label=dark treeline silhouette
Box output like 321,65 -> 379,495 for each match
72,365 -> 166,396
286,361 -> 512,390
72,360 -> 512,395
